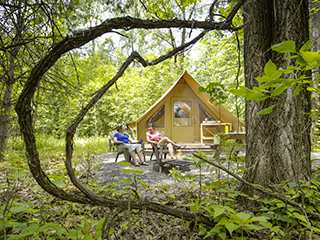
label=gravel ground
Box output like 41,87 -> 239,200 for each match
96,152 -> 212,188
96,152 -> 320,189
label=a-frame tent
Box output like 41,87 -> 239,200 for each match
128,71 -> 243,143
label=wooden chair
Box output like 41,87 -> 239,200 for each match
151,144 -> 192,173
109,131 -> 146,163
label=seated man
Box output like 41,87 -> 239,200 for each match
113,124 -> 147,166
146,123 -> 185,159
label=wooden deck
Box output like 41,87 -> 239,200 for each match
143,140 -> 246,158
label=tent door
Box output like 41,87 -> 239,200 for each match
172,99 -> 195,143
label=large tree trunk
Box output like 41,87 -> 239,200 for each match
310,0 -> 320,141
241,0 -> 311,195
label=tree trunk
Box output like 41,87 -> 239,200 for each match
0,1 -> 24,161
241,0 -> 311,195
310,0 -> 320,141
0,35 -> 21,162
0,83 -> 13,161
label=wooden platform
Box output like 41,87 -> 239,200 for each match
144,143 -> 217,154
143,141 -> 246,158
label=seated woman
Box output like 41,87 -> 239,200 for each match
146,123 -> 185,159
113,124 -> 147,166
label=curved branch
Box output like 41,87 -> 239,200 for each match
15,31 -> 215,226
65,30 -> 208,199
15,3 -> 246,227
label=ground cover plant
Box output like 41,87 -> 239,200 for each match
1,135 -> 320,239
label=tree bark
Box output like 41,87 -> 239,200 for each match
241,0 -> 311,195
310,0 -> 320,141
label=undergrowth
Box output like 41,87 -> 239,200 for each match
1,136 -> 320,239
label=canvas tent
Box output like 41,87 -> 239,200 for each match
128,71 -> 243,143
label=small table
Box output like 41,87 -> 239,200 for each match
220,132 -> 246,144
206,132 -> 246,158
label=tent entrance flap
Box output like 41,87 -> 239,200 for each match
172,99 -> 195,142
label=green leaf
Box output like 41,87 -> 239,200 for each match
270,69 -> 283,80
30,186 -> 43,191
292,212 -> 308,223
256,75 -> 270,83
256,105 -> 276,116
287,181 -> 298,188
217,217 -> 228,226
213,207 -> 226,218
225,222 -> 239,236
296,54 -> 307,66
259,221 -> 273,229
229,86 -> 247,96
307,86 -> 317,92
235,212 -> 251,221
123,168 -> 143,174
10,207 -> 26,213
246,88 -> 265,101
205,225 -> 222,237
53,180 -> 65,187
20,223 -> 40,237
293,86 -> 301,96
116,162 -> 131,167
301,51 -> 320,63
299,39 -> 311,52
271,84 -> 288,96
251,216 -> 270,222
284,55 -> 298,60
264,60 -> 277,76
272,41 -> 296,53
12,171 -> 27,178
243,224 -> 265,231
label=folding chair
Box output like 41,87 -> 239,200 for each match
109,130 -> 146,163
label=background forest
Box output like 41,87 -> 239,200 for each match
1,0 -> 320,239
1,0 -> 244,143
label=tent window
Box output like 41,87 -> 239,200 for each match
199,104 -> 215,125
173,100 -> 192,127
146,104 -> 165,128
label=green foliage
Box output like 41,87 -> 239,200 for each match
172,153 -> 320,239
0,136 -> 109,239
230,40 -> 320,117
198,82 -> 228,104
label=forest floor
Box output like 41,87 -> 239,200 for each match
94,152 -> 320,239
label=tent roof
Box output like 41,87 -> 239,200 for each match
128,71 -> 243,128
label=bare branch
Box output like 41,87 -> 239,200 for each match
209,0 -> 219,22
226,0 -> 247,23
